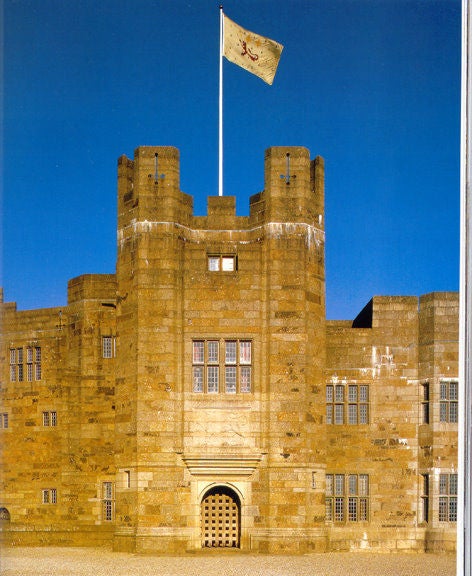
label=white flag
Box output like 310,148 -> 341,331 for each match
223,15 -> 283,85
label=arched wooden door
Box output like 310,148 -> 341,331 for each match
201,486 -> 240,548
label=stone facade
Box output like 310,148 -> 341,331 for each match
0,146 -> 458,553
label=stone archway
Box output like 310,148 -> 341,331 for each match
0,508 -> 11,522
201,486 -> 241,548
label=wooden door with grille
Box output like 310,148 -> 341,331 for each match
201,487 -> 240,548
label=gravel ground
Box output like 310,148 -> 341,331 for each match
0,547 -> 456,576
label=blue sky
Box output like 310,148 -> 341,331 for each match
2,0 -> 461,319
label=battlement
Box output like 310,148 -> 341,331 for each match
117,146 -> 324,232
419,291 -> 459,342
67,274 -> 117,305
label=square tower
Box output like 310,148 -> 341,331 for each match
113,146 -> 327,553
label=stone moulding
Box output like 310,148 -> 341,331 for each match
182,455 -> 263,476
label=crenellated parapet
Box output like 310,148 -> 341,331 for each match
117,146 -> 324,234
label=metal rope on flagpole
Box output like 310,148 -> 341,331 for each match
218,5 -> 224,197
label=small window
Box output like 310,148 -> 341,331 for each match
43,411 -> 57,427
103,481 -> 113,500
422,382 -> 430,424
221,256 -> 235,271
42,488 -> 57,504
348,403 -> 358,425
421,474 -> 429,523
225,341 -> 237,364
193,366 -> 204,392
359,474 -> 369,497
225,366 -> 237,393
359,403 -> 368,424
102,336 -> 116,358
9,349 -> 16,382
240,341 -> 252,364
35,347 -> 42,380
207,366 -> 219,393
326,474 -> 334,496
193,341 -> 204,364
326,385 -> 333,403
1,413 -> 9,429
17,348 -> 24,382
348,474 -> 357,495
26,347 -> 33,381
208,255 -> 236,272
207,341 -> 219,363
334,474 -> 344,496
240,366 -> 251,393
334,404 -> 344,425
326,404 -> 333,424
208,256 -> 220,271
348,385 -> 357,402
102,481 -> 114,521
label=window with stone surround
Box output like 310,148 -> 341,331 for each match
102,481 -> 114,521
34,346 -> 42,380
192,339 -> 252,394
421,382 -> 430,424
9,345 -> 42,382
325,473 -> 369,522
9,348 -> 16,381
17,348 -> 24,381
42,411 -> 57,427
42,488 -> 57,504
208,254 -> 237,272
420,474 -> 429,523
326,384 -> 369,425
439,473 -> 457,522
439,380 -> 458,423
102,336 -> 116,358
26,346 -> 33,381
0,413 -> 8,429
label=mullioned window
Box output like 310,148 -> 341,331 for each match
439,380 -> 458,423
192,339 -> 252,394
326,384 -> 369,424
9,346 -> 42,382
439,473 -> 457,522
325,473 -> 369,522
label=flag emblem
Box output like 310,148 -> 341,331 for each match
223,15 -> 283,85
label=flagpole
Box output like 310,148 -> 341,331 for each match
459,1 -> 472,573
218,5 -> 224,197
